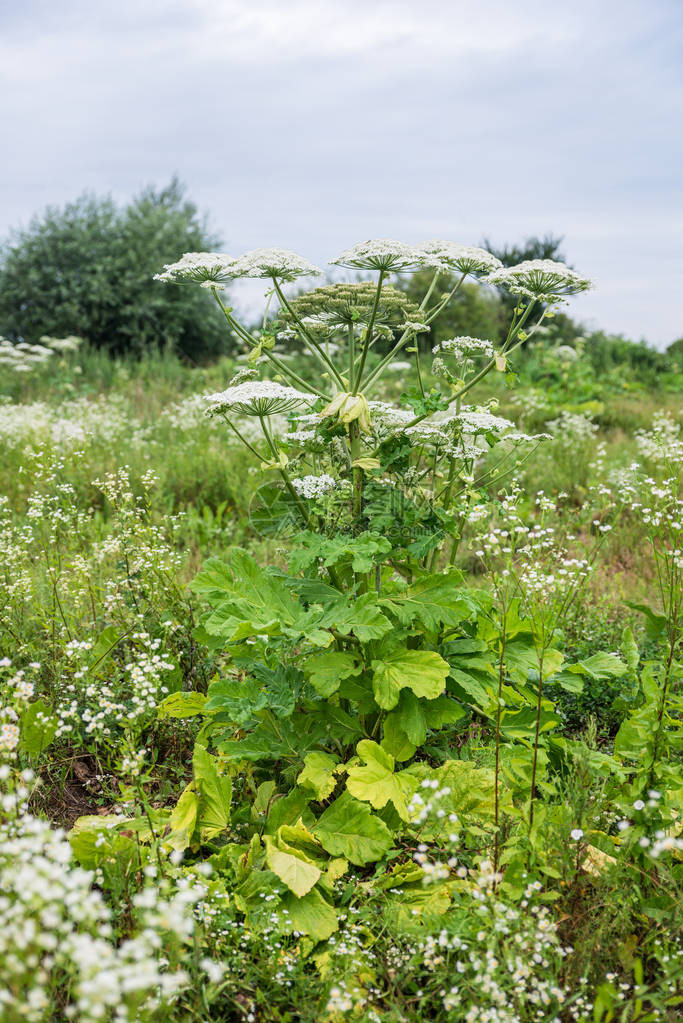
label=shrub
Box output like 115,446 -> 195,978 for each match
0,179 -> 231,359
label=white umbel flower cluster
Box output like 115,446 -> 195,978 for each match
0,339 -> 55,372
433,336 -> 495,359
548,410 -> 599,442
291,474 -> 337,498
226,247 -> 322,281
486,259 -> 592,301
367,401 -> 414,430
330,239 -> 425,272
405,423 -> 452,446
153,251 -> 237,285
41,335 -> 83,353
416,241 -> 503,275
156,248 -> 321,285
439,407 -> 515,435
204,380 -> 316,418
554,344 -> 579,362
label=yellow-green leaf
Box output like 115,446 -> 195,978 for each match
166,785 -> 199,851
297,752 -> 340,800
345,740 -> 416,820
264,835 -> 321,897
157,691 -> 207,720
314,791 -> 394,865
302,650 -> 361,698
193,744 -> 232,839
280,888 -> 338,940
371,648 -> 449,710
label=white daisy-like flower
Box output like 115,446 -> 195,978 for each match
153,251 -> 237,284
329,239 -> 426,272
228,248 -> 322,281
416,241 -> 503,275
486,259 -> 592,301
204,381 -> 316,418
433,336 -> 495,359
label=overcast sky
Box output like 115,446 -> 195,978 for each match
1,0 -> 682,347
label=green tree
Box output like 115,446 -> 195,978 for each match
666,336 -> 683,367
0,179 -> 231,359
482,232 -> 567,268
402,272 -> 507,349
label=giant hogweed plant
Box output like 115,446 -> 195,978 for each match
139,240 -> 630,938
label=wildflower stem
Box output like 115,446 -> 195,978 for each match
418,268 -> 442,310
349,421 -> 364,525
271,279 -> 346,389
423,271 -> 468,323
647,636 -> 677,788
258,415 -> 311,528
210,287 -> 328,398
414,338 -> 425,397
529,651 -> 545,829
353,271 -> 386,393
348,324 -> 355,388
361,275 -> 467,398
221,415 -> 263,461
494,610 -> 507,872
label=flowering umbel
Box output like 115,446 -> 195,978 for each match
487,259 -> 592,302
204,381 -> 316,418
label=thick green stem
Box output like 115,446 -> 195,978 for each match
210,287 -> 328,398
271,278 -> 346,388
348,324 -> 355,390
418,268 -> 442,311
258,415 -> 311,528
221,415 -> 263,460
349,421 -> 363,525
353,271 -> 386,394
363,273 -> 467,396
428,459 -> 457,571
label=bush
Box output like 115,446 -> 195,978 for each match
0,179 -> 232,359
